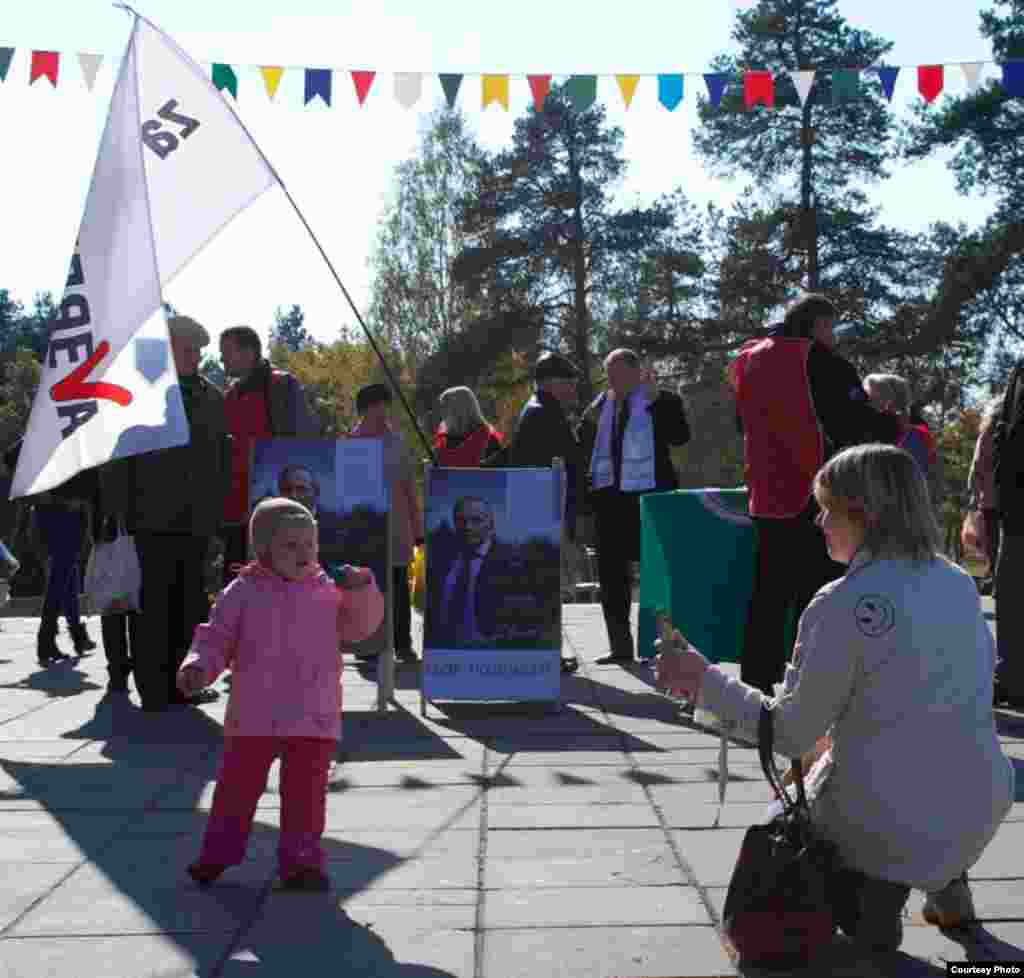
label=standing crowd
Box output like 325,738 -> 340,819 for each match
0,295 -> 1017,917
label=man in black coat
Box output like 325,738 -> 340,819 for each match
579,349 -> 691,664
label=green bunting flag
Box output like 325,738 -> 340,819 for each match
566,74 -> 597,112
0,48 -> 13,83
832,68 -> 859,103
212,63 -> 238,99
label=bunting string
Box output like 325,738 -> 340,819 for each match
1,44 -> 1022,110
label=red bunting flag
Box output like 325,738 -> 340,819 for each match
30,50 -> 59,87
351,70 -> 375,106
917,64 -> 943,103
527,74 -> 551,111
744,70 -> 774,109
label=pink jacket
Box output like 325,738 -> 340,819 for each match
181,562 -> 384,740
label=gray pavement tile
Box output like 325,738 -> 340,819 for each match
0,741 -> 85,760
0,863 -> 74,931
486,801 -> 661,830
483,782 -> 650,806
324,786 -> 482,832
671,829 -> 747,888
237,900 -> 475,977
0,934 -> 227,978
327,759 -> 485,789
471,764 -> 641,789
970,922 -> 1024,963
0,810 -> 129,862
484,828 -> 682,887
8,864 -> 265,936
970,822 -> 1024,879
336,888 -> 477,907
498,750 -> 633,767
482,923 -> 737,978
484,885 -> 708,928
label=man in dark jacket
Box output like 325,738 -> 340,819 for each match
101,316 -> 231,712
219,325 -> 319,584
729,294 -> 902,694
993,364 -> 1024,708
579,349 -> 691,664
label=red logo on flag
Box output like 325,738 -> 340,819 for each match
50,341 -> 132,406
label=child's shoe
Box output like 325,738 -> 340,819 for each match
922,874 -> 976,929
280,866 -> 330,891
187,862 -> 227,886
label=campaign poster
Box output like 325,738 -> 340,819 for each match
422,466 -> 562,702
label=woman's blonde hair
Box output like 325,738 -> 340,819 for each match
438,386 -> 487,438
813,443 -> 941,563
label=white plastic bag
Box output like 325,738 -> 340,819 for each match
84,525 -> 141,614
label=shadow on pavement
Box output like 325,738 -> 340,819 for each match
0,694 -> 459,978
0,657 -> 103,698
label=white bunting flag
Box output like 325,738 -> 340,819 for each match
961,62 -> 984,94
11,14 -> 278,498
77,53 -> 104,91
792,70 -> 815,106
394,72 -> 422,108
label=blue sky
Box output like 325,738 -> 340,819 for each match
0,1 -> 998,350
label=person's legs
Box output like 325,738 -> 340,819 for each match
832,867 -> 911,952
392,566 -> 414,660
276,737 -> 334,886
191,737 -> 278,881
100,614 -> 132,691
35,505 -> 73,665
982,508 -> 1001,585
133,532 -> 177,711
741,516 -> 794,695
995,531 -> 1024,704
593,492 -> 637,661
220,524 -> 247,589
793,503 -> 845,625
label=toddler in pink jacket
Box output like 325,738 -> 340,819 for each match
177,496 -> 384,890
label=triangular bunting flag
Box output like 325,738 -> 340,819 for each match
0,48 -> 13,83
616,74 -> 640,109
351,70 -> 375,106
792,69 -> 815,106
961,62 -> 983,94
394,72 -> 422,108
918,64 -> 943,103
527,74 -> 551,111
658,74 -> 684,111
566,74 -> 597,113
1003,62 -> 1024,97
744,70 -> 773,109
704,73 -> 729,108
212,63 -> 238,100
439,73 -> 463,108
77,53 -> 103,91
483,74 -> 509,110
260,66 -> 284,100
304,68 -> 332,106
876,66 -> 899,101
832,68 -> 859,103
30,51 -> 59,87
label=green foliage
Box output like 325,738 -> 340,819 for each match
199,355 -> 226,389
270,304 -> 312,353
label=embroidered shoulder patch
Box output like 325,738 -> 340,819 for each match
854,594 -> 896,637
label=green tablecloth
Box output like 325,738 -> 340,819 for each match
638,489 -> 755,662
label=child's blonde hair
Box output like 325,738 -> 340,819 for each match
863,373 -> 911,418
438,386 -> 488,439
249,497 -> 316,559
813,443 -> 941,563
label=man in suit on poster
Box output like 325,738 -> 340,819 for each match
426,496 -> 533,648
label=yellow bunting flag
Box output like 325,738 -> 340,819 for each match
260,66 -> 284,100
616,74 -> 640,109
482,74 -> 509,110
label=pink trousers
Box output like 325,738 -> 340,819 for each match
196,736 -> 335,876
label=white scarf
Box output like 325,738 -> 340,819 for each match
590,390 -> 657,492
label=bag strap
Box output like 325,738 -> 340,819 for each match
757,702 -> 810,815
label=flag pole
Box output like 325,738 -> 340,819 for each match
114,1 -> 435,463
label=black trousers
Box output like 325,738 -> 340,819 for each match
134,532 -> 211,709
996,530 -> 1024,699
221,524 -> 248,588
101,612 -> 140,684
393,566 -> 412,651
592,490 -> 642,654
741,502 -> 844,696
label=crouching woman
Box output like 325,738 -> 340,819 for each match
657,443 -> 1014,952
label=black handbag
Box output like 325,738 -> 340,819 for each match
722,703 -> 838,967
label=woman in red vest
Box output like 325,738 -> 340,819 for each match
433,387 -> 504,467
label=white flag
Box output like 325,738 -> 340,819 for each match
961,62 -> 984,94
77,53 -> 104,92
394,72 -> 422,109
11,15 -> 278,498
792,70 -> 816,106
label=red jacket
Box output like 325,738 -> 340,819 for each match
729,337 -> 824,518
434,425 -> 504,467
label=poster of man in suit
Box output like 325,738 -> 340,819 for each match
423,467 -> 561,702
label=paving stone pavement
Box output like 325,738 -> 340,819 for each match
0,605 -> 1020,977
